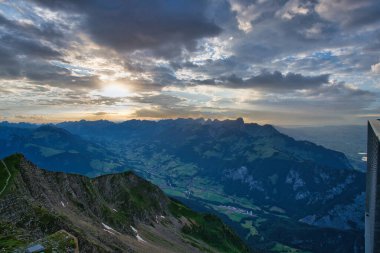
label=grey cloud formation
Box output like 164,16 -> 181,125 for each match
34,0 -> 222,58
0,87 -> 12,94
0,0 -> 379,125
0,12 -> 99,88
198,71 -> 330,91
132,105 -> 247,120
130,94 -> 185,107
316,0 -> 380,28
0,12 -> 64,42
91,112 -> 116,116
225,0 -> 378,72
1,34 -> 60,58
248,82 -> 378,113
35,96 -> 127,107
0,13 -> 60,77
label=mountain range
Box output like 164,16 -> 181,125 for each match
276,125 -> 367,172
0,125 -> 127,176
0,119 -> 366,252
0,154 -> 248,253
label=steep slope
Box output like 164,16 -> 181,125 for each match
58,118 -> 365,252
58,118 -> 362,219
276,125 -> 367,172
0,125 -> 127,176
0,154 -> 248,253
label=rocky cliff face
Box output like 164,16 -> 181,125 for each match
0,154 -> 248,253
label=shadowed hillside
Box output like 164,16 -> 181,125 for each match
0,154 -> 248,253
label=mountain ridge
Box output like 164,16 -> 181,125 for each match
55,118 -> 364,252
0,153 -> 249,253
0,125 -> 127,176
0,118 -> 365,252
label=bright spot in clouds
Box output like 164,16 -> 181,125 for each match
0,0 -> 380,125
94,84 -> 131,98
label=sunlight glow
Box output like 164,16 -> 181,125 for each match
95,84 -> 131,98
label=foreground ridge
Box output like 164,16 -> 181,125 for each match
0,154 -> 249,253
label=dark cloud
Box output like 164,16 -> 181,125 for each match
247,82 -> 377,112
0,13 -> 62,78
133,107 -> 194,119
0,46 -> 20,78
0,13 -> 64,41
316,0 -> 380,28
172,56 -> 251,79
34,0 -> 222,58
91,112 -> 115,116
0,0 -> 379,125
132,106 -> 247,120
305,82 -> 378,110
130,94 -> 185,107
13,115 -> 46,121
1,35 -> 60,58
37,95 -> 127,106
198,71 -> 330,91
227,0 -> 378,69
0,50 -> 100,88
0,13 -> 96,88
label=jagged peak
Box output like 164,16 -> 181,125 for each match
262,124 -> 279,133
3,153 -> 25,162
35,124 -> 72,134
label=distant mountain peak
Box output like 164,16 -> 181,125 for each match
35,125 -> 73,135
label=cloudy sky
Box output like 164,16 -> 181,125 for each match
0,0 -> 379,125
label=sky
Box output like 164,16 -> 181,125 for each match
0,0 -> 379,126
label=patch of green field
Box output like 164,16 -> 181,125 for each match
191,177 -> 217,188
241,220 -> 259,239
43,230 -> 77,252
203,150 -> 222,159
163,188 -> 186,198
228,212 -> 247,223
253,217 -> 267,227
25,144 -> 64,157
0,154 -> 23,196
168,164 -> 198,177
90,160 -> 120,171
212,206 -> 247,223
271,242 -> 310,253
18,230 -> 77,253
225,198 -> 262,212
192,189 -> 232,204
269,206 -> 286,214
0,221 -> 30,252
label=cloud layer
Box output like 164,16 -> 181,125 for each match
0,0 -> 379,125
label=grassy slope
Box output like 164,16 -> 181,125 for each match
119,144 -> 364,252
0,162 -> 7,194
169,199 -> 250,253
0,154 -> 22,196
0,154 -> 249,253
